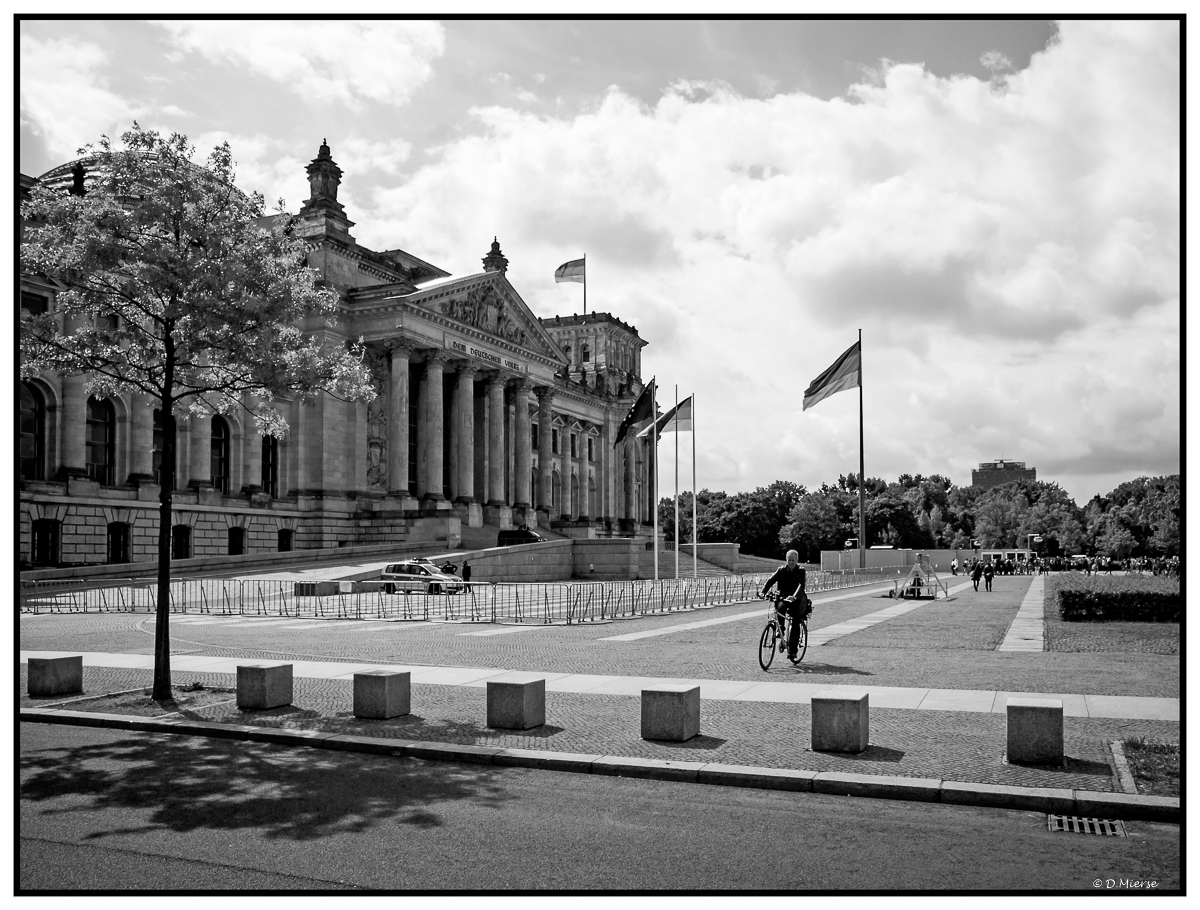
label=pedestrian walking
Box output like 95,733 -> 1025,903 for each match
971,561 -> 983,592
462,561 -> 472,583
983,561 -> 994,592
951,557 -> 958,576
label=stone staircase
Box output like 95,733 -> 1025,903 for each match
638,546 -> 734,578
457,522 -> 568,552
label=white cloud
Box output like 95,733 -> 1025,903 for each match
20,36 -> 142,161
154,21 -> 445,109
345,21 -> 1177,501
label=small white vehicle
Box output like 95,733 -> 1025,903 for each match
379,561 -> 464,595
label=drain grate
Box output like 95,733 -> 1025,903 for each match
1048,815 -> 1127,836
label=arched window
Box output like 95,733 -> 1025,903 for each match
31,518 -> 61,567
571,473 -> 580,518
171,525 -> 192,560
581,343 -> 590,363
85,397 -> 115,485
277,528 -> 293,552
228,527 -> 245,556
107,522 -> 130,564
152,409 -> 177,490
564,345 -> 572,364
552,469 -> 560,513
20,382 -> 45,481
210,416 -> 230,494
261,435 -> 279,497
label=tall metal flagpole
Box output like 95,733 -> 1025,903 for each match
674,384 -> 679,580
692,395 -> 697,579
858,328 -> 866,572
583,253 -> 586,315
652,380 -> 659,583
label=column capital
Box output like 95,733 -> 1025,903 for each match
534,385 -> 556,403
483,371 -> 508,392
422,349 -> 452,367
455,361 -> 480,379
387,337 -> 419,356
509,376 -> 533,394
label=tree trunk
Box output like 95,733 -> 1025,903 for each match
152,335 -> 176,701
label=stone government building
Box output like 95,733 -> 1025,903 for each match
19,141 -> 658,568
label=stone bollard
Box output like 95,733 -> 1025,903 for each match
28,655 -> 84,697
354,669 -> 411,719
641,685 -> 700,742
486,674 -> 546,730
236,662 -> 293,710
1006,697 -> 1064,764
811,689 -> 870,753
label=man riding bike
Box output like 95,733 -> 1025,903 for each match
759,549 -> 809,663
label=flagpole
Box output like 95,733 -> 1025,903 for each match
858,328 -> 866,572
692,395 -> 697,580
652,379 -> 659,583
583,253 -> 586,315
674,384 -> 680,580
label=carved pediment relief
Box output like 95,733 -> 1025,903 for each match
422,277 -> 565,363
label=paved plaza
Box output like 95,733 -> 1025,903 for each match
20,571 -> 1179,802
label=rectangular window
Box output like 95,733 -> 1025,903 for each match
21,292 -> 48,315
552,429 -> 558,454
570,434 -> 576,458
587,438 -> 593,463
531,423 -> 539,449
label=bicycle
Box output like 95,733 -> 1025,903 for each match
757,592 -> 809,670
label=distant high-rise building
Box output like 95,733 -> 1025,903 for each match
972,459 -> 1037,490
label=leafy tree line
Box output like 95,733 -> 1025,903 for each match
658,473 -> 1180,562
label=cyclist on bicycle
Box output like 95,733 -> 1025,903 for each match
759,549 -> 809,663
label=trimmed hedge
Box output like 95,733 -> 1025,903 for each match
1049,575 -> 1181,623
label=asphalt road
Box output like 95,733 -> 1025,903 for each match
19,723 -> 1180,892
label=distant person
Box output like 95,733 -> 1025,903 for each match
759,549 -> 808,664
971,562 -> 983,592
951,557 -> 958,576
463,561 -> 472,583
983,561 -> 995,592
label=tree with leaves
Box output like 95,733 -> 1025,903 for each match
20,125 -> 375,700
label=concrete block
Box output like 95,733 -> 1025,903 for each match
811,689 -> 870,753
236,662 -> 293,710
353,669 -> 410,719
27,655 -> 83,697
1006,697 -> 1063,764
486,674 -> 546,729
641,684 -> 700,742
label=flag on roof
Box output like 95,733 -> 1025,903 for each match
554,258 -> 585,283
614,379 -> 655,446
802,341 -> 861,410
637,395 -> 693,440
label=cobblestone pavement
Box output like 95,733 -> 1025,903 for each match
20,665 -> 1178,795
20,574 -> 1179,795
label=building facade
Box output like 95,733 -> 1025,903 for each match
971,459 -> 1037,490
19,141 -> 656,568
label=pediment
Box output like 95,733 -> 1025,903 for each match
409,273 -> 566,364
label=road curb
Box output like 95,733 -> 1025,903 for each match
19,709 -> 1180,823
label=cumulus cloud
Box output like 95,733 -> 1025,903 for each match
153,21 -> 445,109
347,21 -> 1177,501
20,36 -> 142,161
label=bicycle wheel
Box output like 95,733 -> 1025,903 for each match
793,620 -> 808,663
758,622 -> 777,670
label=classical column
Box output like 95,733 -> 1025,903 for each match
512,379 -> 532,509
188,411 -> 212,488
420,351 -> 449,502
454,362 -> 477,503
600,418 -> 613,522
561,433 -> 573,519
535,386 -> 555,513
126,392 -> 155,482
387,340 -> 413,496
623,437 -> 636,522
486,374 -> 506,505
59,374 -> 88,478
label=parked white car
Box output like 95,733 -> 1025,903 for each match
379,561 -> 464,595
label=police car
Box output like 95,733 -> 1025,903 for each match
379,560 -> 465,595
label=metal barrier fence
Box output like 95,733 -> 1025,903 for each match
20,566 -> 904,624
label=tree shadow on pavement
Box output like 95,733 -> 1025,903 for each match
20,731 -> 515,841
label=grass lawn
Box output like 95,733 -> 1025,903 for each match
27,682 -> 238,715
1122,736 -> 1180,798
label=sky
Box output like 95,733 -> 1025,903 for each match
17,18 -> 1182,506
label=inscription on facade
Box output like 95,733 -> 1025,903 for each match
447,337 -> 525,373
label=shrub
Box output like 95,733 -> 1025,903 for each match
1048,575 -> 1180,622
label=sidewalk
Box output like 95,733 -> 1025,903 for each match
19,653 -> 1180,823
